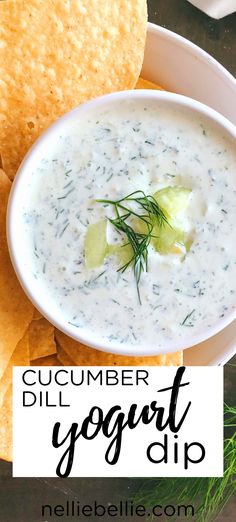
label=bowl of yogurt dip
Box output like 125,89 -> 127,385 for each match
7,90 -> 236,355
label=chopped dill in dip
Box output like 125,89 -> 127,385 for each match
21,99 -> 236,351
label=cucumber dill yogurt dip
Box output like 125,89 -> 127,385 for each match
9,92 -> 236,355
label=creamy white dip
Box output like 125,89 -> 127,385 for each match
22,99 -> 236,350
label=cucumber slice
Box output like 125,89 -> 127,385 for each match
152,186 -> 191,254
84,186 -> 192,268
152,224 -> 185,254
84,220 -> 108,269
108,243 -> 133,267
185,238 -> 193,252
154,186 -> 191,218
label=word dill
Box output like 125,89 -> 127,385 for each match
97,190 -> 170,303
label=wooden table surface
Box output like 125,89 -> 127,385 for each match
0,1 -> 236,521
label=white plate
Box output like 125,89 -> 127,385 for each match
142,23 -> 236,365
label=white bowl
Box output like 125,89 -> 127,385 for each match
187,0 -> 236,19
142,24 -> 236,125
143,23 -> 236,364
7,89 -> 236,357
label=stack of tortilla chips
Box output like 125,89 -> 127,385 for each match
0,0 -> 182,462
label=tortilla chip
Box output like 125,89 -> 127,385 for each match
57,344 -> 75,366
32,354 -> 60,366
0,331 -> 29,408
0,330 -> 29,463
33,308 -> 43,320
28,318 -> 57,360
136,77 -> 164,90
55,330 -> 183,366
0,0 -> 147,179
0,385 -> 12,462
0,170 -> 34,380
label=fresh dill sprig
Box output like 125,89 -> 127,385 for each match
96,191 -> 170,303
